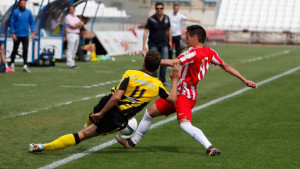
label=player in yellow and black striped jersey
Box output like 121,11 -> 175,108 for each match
28,50 -> 180,153
112,69 -> 170,119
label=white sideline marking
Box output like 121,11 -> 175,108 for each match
39,66 -> 300,169
1,93 -> 107,120
60,80 -> 119,88
240,50 -> 290,64
13,84 -> 37,87
210,50 -> 290,71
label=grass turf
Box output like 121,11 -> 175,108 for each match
0,45 -> 299,169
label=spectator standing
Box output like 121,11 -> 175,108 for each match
65,6 -> 83,69
9,0 -> 35,73
143,2 -> 172,86
168,4 -> 201,59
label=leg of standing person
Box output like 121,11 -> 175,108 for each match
0,45 -> 14,73
174,35 -> 181,57
21,37 -> 30,72
159,46 -> 168,85
72,34 -> 79,64
168,37 -> 174,59
10,37 -> 21,70
66,33 -> 78,68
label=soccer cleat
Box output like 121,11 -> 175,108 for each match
115,135 -> 135,149
206,147 -> 221,156
69,65 -> 79,69
23,68 -> 31,73
5,67 -> 14,73
28,143 -> 45,153
11,64 -> 15,71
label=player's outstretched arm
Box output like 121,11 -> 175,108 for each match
219,62 -> 258,88
91,90 -> 125,123
139,50 -> 181,67
160,58 -> 181,67
165,64 -> 180,103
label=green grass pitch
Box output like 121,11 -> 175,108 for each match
0,45 -> 299,169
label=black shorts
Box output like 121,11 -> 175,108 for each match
91,94 -> 128,135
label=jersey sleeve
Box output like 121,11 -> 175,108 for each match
158,83 -> 169,99
180,13 -> 187,20
210,49 -> 224,65
116,71 -> 130,91
145,18 -> 151,29
166,15 -> 171,28
178,48 -> 197,65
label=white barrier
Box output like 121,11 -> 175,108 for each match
95,31 -> 139,56
5,37 -> 63,63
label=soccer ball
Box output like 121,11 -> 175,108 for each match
120,117 -> 138,136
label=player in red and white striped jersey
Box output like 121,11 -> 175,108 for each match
116,25 -> 257,156
176,46 -> 223,101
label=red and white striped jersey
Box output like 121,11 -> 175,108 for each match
177,47 -> 224,100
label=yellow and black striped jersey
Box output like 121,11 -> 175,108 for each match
111,70 -> 169,118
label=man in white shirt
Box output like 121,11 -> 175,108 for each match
65,5 -> 83,69
168,4 -> 201,59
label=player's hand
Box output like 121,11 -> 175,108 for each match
12,34 -> 17,42
32,32 -> 35,40
142,45 -> 148,51
90,113 -> 104,123
139,49 -> 147,58
244,80 -> 258,88
169,64 -> 180,81
169,42 -> 173,50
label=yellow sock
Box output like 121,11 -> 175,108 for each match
86,114 -> 93,127
91,51 -> 96,58
44,133 -> 79,151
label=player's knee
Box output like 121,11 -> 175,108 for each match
147,105 -> 160,118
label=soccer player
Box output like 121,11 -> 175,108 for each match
116,25 -> 258,156
28,50 -> 180,152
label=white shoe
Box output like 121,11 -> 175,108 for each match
11,64 -> 15,71
23,68 -> 31,73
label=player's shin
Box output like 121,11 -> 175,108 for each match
131,109 -> 153,145
179,122 -> 212,149
44,133 -> 81,151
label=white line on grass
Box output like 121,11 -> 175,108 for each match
210,50 -> 290,71
39,66 -> 300,169
1,93 -> 107,120
13,84 -> 37,87
60,80 -> 119,88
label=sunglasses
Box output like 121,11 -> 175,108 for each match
155,7 -> 164,10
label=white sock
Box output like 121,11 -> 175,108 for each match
5,63 -> 8,68
131,109 -> 153,145
180,122 -> 212,149
23,65 -> 27,69
11,63 -> 14,67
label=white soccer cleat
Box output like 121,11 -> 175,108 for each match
23,68 -> 31,73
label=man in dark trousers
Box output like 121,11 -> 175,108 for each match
10,0 -> 35,73
142,2 -> 172,86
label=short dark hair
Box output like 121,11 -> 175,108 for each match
155,2 -> 164,8
173,3 -> 179,7
186,25 -> 206,43
68,5 -> 75,11
144,50 -> 161,72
